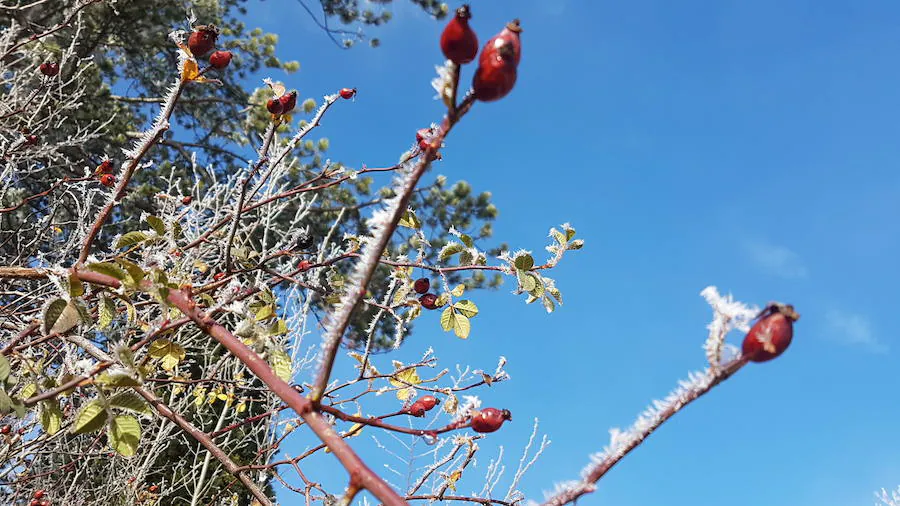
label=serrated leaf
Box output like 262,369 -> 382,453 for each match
517,271 -> 536,292
269,349 -> 292,382
0,354 -> 9,383
108,391 -> 151,415
40,401 -> 62,435
87,262 -> 128,281
451,284 -> 465,297
514,254 -> 535,271
109,415 -> 140,457
548,287 -> 563,305
393,284 -> 411,305
406,304 -> 422,322
116,231 -> 149,250
255,305 -> 275,321
42,299 -> 68,334
459,250 -> 474,266
266,319 -> 288,337
565,225 -> 576,240
117,259 -> 146,287
542,295 -> 556,313
434,293 -> 450,308
452,300 -> 478,318
529,277 -> 545,298
98,296 -> 116,329
72,400 -> 108,434
96,372 -> 141,387
567,239 -> 584,250
148,339 -> 185,372
68,273 -> 84,298
439,242 -> 465,261
389,366 -> 421,400
145,216 -> 166,236
398,209 -> 421,229
551,228 -> 567,245
440,307 -> 455,332
452,313 -> 470,339
460,233 -> 474,248
50,301 -> 82,334
19,383 -> 36,400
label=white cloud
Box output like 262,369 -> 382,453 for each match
824,309 -> 887,353
742,238 -> 808,279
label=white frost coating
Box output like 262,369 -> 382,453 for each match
877,487 -> 900,506
316,157 -> 418,371
431,60 -> 455,102
700,286 -> 759,368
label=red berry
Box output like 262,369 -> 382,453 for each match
440,5 -> 478,65
25,134 -> 38,146
17,428 -> 25,435
480,19 -> 522,68
339,88 -> 356,99
209,50 -> 232,69
473,57 -> 517,102
33,490 -> 45,499
148,485 -> 159,493
0,425 -> 10,435
419,395 -> 439,410
419,293 -> 440,310
279,91 -> 298,114
99,174 -> 116,187
266,98 -> 284,115
297,260 -> 312,272
30,500 -> 39,506
413,277 -> 430,294
39,62 -> 59,77
742,303 -> 799,363
213,272 -> 226,282
407,401 -> 427,417
188,25 -> 218,57
470,408 -> 512,433
181,196 -> 192,205
95,160 -> 114,175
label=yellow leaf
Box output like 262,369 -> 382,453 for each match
181,59 -> 208,83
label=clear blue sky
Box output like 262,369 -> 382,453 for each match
239,1 -> 900,504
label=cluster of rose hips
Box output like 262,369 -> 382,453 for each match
406,394 -> 440,417
439,4 -> 523,102
187,25 -> 232,69
413,277 -> 443,310
741,302 -> 799,363
39,62 -> 59,77
403,395 -> 511,433
29,489 -> 49,506
95,159 -> 115,187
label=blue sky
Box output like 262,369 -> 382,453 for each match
237,1 -> 900,504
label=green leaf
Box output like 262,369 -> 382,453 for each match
266,319 -> 289,337
145,216 -> 166,236
439,242 -> 465,261
269,349 -> 292,382
72,400 -> 108,434
108,391 -> 151,415
451,284 -> 465,297
68,273 -> 84,298
109,415 -> 141,457
74,299 -> 93,325
517,271 -> 536,292
548,287 -> 563,305
565,225 -> 576,240
567,239 -> 584,250
460,233 -> 474,248
452,313 -> 471,339
116,231 -> 149,249
148,339 -> 185,372
0,354 -> 9,383
0,389 -> 10,414
40,401 -> 62,435
117,259 -> 146,286
550,228 -> 567,245
42,299 -> 68,334
87,262 -> 128,281
392,284 -> 411,305
452,300 -> 479,318
98,296 -> 116,329
96,372 -> 141,387
542,295 -> 556,313
459,250 -> 474,266
47,300 -> 82,334
440,307 -> 455,332
255,305 -> 275,321
19,383 -> 37,400
514,254 -> 534,271
398,209 -> 421,229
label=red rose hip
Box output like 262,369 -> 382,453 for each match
419,293 -> 440,310
266,98 -> 284,115
741,303 -> 799,363
339,88 -> 356,99
279,91 -> 298,114
480,19 -> 522,67
95,160 -> 114,175
209,50 -> 232,69
39,62 -> 59,77
188,25 -> 218,57
440,5 -> 478,65
472,56 -> 517,102
99,174 -> 116,187
470,408 -> 512,433
413,277 -> 430,294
